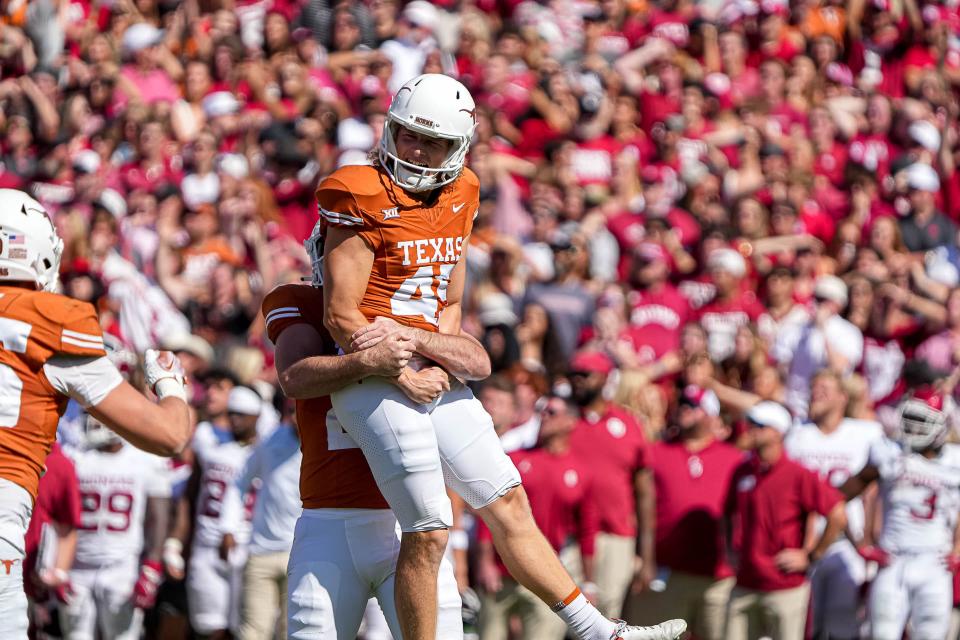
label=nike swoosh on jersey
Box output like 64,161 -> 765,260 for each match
452,203 -> 466,213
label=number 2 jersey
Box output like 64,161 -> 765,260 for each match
316,164 -> 479,333
261,283 -> 387,510
193,438 -> 255,548
67,444 -> 171,567
870,439 -> 960,555
0,287 -> 121,500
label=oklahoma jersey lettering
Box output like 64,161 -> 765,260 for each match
261,284 -> 388,509
0,287 -> 116,499
871,440 -> 960,555
316,164 -> 479,332
68,444 -> 171,566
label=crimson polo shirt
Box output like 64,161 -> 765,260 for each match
649,439 -> 745,579
570,406 -> 647,538
477,446 -> 599,577
727,453 -> 843,592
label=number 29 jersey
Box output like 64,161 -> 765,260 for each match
316,164 -> 479,333
871,439 -> 960,555
68,444 -> 171,567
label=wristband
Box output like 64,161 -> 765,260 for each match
155,378 -> 188,402
449,529 -> 469,551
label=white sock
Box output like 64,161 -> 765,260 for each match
553,589 -> 616,640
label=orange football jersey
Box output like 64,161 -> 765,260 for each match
0,287 -> 109,500
316,164 -> 479,333
262,283 -> 389,510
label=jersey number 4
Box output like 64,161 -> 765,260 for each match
390,265 -> 455,326
0,318 -> 32,428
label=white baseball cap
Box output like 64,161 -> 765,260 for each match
227,386 -> 262,416
746,401 -> 793,434
813,274 -> 848,307
906,163 -> 941,192
707,248 -> 747,278
123,23 -> 164,54
908,120 -> 941,153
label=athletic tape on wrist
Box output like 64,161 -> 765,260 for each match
155,378 -> 187,402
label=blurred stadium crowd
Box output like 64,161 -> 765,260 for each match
6,0 -> 960,637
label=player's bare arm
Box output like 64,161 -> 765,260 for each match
88,381 -> 191,456
322,225 -> 376,351
276,322 -> 414,398
840,464 -> 880,501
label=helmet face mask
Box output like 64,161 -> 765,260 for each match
378,74 -> 476,193
303,219 -> 324,287
83,413 -> 122,450
0,189 -> 64,292
897,393 -> 948,452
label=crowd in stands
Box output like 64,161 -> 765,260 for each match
7,0 -> 960,637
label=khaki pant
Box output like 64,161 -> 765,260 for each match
593,533 -> 636,619
723,582 -> 810,640
479,579 -> 568,640
626,571 -> 734,640
239,550 -> 289,640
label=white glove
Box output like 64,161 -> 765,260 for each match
143,350 -> 187,402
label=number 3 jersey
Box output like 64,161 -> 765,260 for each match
193,438 -> 255,548
870,439 -> 960,555
0,287 -> 119,500
316,164 -> 479,333
67,444 -> 172,567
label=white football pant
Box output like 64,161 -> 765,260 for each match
869,552 -> 952,640
330,379 -> 520,532
287,509 -> 462,639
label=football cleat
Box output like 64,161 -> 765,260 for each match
611,618 -> 688,640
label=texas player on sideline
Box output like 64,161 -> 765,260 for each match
0,189 -> 191,639
60,416 -> 172,640
263,277 -> 464,639
841,389 -> 960,640
321,74 -> 685,640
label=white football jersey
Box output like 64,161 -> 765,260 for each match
193,439 -> 255,548
785,418 -> 884,540
871,440 -> 960,555
68,445 -> 172,566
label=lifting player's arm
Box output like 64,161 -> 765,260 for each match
350,244 -> 491,381
276,322 -> 414,399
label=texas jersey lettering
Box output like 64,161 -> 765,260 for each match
316,164 -> 479,332
0,287 -> 112,499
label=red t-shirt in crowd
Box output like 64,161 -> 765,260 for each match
627,284 -> 692,361
649,439 -> 745,578
23,443 -> 82,598
727,453 -> 843,592
477,446 -> 599,576
570,406 -> 647,538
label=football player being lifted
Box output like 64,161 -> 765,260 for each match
317,74 -> 686,640
0,189 -> 192,639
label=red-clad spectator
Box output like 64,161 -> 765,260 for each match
476,395 -> 600,639
697,248 -> 765,363
568,351 -> 647,618
24,443 -> 82,637
630,384 -> 743,640
724,401 -> 847,640
624,243 -> 691,365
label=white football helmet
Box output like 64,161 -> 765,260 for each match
303,218 -> 323,286
378,74 -> 477,193
0,189 -> 63,292
82,413 -> 122,449
896,387 -> 949,452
